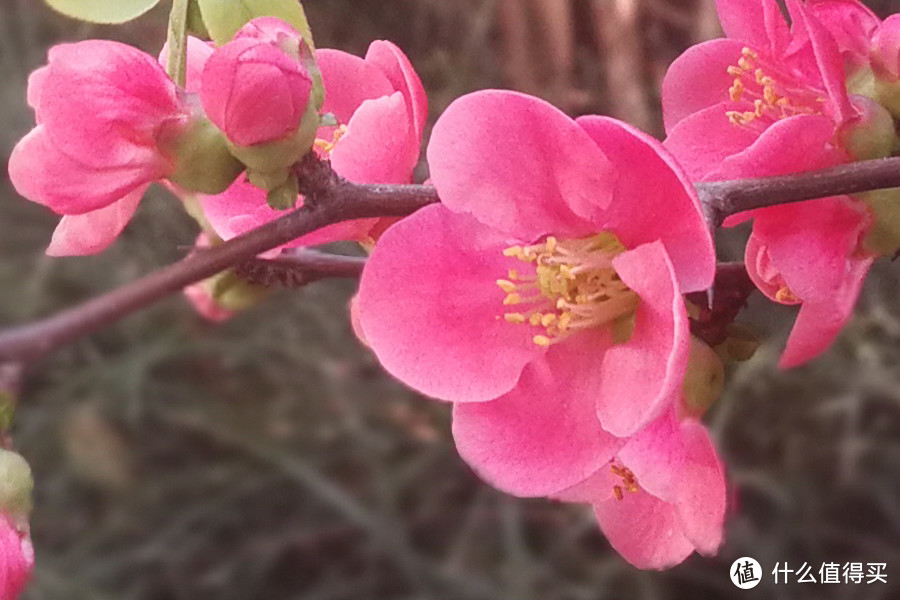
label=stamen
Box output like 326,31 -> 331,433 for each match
610,461 -> 640,500
499,233 -> 639,346
314,124 -> 348,155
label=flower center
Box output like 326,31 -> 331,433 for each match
314,124 -> 348,155
726,47 -> 825,126
497,233 -> 639,346
611,461 -> 639,501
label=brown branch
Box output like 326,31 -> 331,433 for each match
0,157 -> 437,364
686,262 -> 757,347
699,156 -> 900,225
235,249 -> 367,288
2,154 -> 900,366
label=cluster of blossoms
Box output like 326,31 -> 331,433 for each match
7,0 -> 900,594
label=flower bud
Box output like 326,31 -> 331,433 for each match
0,514 -> 32,600
163,114 -> 245,194
0,450 -> 32,521
680,337 -> 725,419
861,188 -> 900,256
840,96 -> 898,160
201,17 -> 313,148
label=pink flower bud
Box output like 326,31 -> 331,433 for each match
0,515 -> 33,600
201,18 -> 313,147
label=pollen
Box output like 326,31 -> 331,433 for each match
775,285 -> 800,304
498,232 -> 640,346
314,124 -> 348,155
610,461 -> 639,500
724,47 -> 823,127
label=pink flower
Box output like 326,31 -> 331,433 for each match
554,411 -> 726,569
356,90 -> 715,500
8,40 -> 191,255
200,17 -> 313,147
662,0 -> 877,367
199,39 -> 427,247
0,515 -> 33,600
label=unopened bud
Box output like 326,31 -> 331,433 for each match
0,450 -> 32,520
840,96 -> 898,160
861,188 -> 900,256
680,336 -> 725,419
164,114 -> 245,194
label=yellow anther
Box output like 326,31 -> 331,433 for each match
729,79 -> 745,102
496,279 -> 517,293
508,269 -> 520,280
754,99 -> 765,117
764,86 -> 778,106
533,335 -> 552,347
741,47 -> 759,60
503,293 -> 521,305
613,486 -> 624,501
738,57 -> 754,71
558,312 -> 572,331
775,286 -> 800,304
504,313 -> 527,324
529,314 -> 543,326
503,246 -> 523,258
545,236 -> 557,253
541,313 -> 557,327
755,68 -> 766,84
727,65 -> 744,77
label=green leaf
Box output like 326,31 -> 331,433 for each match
44,0 -> 161,24
197,0 -> 314,47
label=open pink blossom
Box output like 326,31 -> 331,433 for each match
553,411 -> 726,569
201,18 -> 312,147
8,40 -> 192,255
662,0 -> 877,367
0,515 -> 33,600
200,39 -> 427,248
356,90 -> 715,499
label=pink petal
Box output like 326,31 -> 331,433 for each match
199,178 -> 376,247
576,116 -> 715,293
617,409 -> 686,503
364,40 -> 428,143
0,515 -> 32,600
158,36 -> 215,94
597,241 -> 689,437
426,90 -> 615,240
316,48 -> 394,125
806,0 -> 880,66
40,40 -> 181,168
874,15 -> 900,80
26,66 -> 48,120
594,488 -> 694,570
786,2 -> 855,125
453,329 -> 624,497
357,204 -> 545,403
45,186 -> 145,256
9,126 -> 160,214
330,92 -> 418,184
661,38 -> 747,132
674,420 -> 726,555
715,0 -> 790,53
663,102 -> 762,183
750,196 -> 872,367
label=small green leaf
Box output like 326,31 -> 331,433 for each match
45,0 -> 161,24
197,0 -> 314,47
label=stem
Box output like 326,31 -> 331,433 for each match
699,156 -> 900,225
2,154 -> 900,365
236,249 -> 367,288
165,0 -> 190,87
0,159 -> 436,363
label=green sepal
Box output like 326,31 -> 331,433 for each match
266,172 -> 300,210
714,324 -> 760,363
186,0 -> 211,39
44,0 -> 161,23
166,117 -> 245,195
196,0 -> 314,48
681,336 -> 725,419
0,449 -> 32,520
209,271 -> 271,312
861,188 -> 900,256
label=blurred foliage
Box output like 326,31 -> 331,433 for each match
1,0 -> 900,598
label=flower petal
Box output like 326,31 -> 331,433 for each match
806,0 -> 880,66
453,329 -> 623,497
594,488 -> 694,570
45,186 -> 145,256
316,48 -> 394,125
597,241 -> 689,437
750,196 -> 872,367
9,126 -> 158,214
364,40 -> 428,143
617,409 -> 686,503
661,38 -> 747,132
357,204 -> 544,402
330,92 -> 418,184
427,90 -> 615,240
675,420 -> 727,555
577,116 -> 715,293
715,0 -> 790,53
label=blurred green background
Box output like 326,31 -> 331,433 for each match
2,1 -> 900,598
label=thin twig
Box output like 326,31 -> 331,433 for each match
235,249 -> 367,288
2,154 -> 900,365
0,158 -> 437,364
